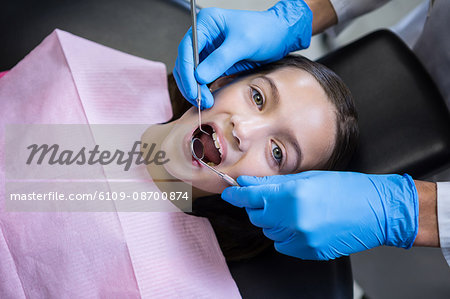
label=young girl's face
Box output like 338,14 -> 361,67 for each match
161,67 -> 337,194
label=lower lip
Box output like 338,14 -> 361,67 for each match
187,134 -> 203,168
183,127 -> 197,163
192,158 -> 202,168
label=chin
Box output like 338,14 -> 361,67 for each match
191,177 -> 228,194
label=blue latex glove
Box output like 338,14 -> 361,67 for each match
221,171 -> 419,260
174,0 -> 313,109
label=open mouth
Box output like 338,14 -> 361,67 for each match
192,124 -> 222,166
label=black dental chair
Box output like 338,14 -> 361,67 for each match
2,0 -> 449,298
318,30 -> 450,177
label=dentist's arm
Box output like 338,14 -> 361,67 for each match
413,180 -> 439,247
306,0 -> 337,34
329,0 -> 391,25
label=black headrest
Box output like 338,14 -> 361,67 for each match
318,30 -> 450,177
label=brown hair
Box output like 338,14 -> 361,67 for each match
167,55 -> 358,261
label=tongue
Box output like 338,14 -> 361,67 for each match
198,133 -> 221,164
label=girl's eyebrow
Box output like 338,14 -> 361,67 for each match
256,75 -> 280,105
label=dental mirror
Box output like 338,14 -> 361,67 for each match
191,137 -> 204,160
190,138 -> 239,186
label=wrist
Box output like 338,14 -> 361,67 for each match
378,174 -> 419,249
304,0 -> 338,34
413,181 -> 439,247
268,0 -> 313,51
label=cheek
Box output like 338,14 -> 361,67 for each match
225,151 -> 277,179
190,151 -> 276,194
191,173 -> 228,193
299,125 -> 336,169
177,106 -> 197,125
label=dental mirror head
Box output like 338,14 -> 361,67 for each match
191,137 -> 204,160
190,138 -> 239,187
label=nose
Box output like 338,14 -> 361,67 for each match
230,114 -> 270,151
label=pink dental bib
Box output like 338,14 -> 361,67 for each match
0,29 -> 240,299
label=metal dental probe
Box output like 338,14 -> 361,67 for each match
191,138 -> 239,187
190,0 -> 209,135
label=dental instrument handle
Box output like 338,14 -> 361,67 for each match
198,159 -> 240,187
190,0 -> 201,105
190,0 -> 199,69
221,174 -> 240,187
190,0 -> 207,134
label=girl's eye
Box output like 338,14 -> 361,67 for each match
251,88 -> 264,109
271,141 -> 283,165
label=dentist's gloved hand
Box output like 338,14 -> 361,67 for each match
221,171 -> 419,260
174,0 -> 313,109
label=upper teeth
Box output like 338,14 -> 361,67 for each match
212,132 -> 222,156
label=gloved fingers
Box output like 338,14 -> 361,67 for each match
175,29 -> 197,102
221,185 -> 266,209
274,236 -> 324,260
262,226 -> 292,242
174,24 -> 213,100
173,66 -> 195,106
196,36 -> 250,85
274,240 -> 309,260
274,234 -> 338,261
199,83 -> 214,109
223,60 -> 261,77
237,173 -> 306,186
245,207 -> 277,228
245,208 -> 264,227
174,35 -> 216,108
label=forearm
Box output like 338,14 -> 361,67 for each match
307,0 -> 392,32
304,0 -> 338,34
413,180 -> 439,247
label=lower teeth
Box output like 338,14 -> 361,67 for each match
206,162 -> 216,167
